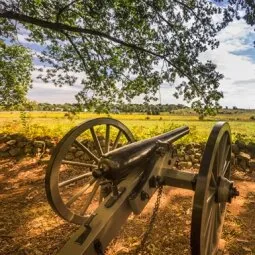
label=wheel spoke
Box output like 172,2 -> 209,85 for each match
105,124 -> 110,153
204,206 -> 213,237
59,172 -> 93,187
90,127 -> 103,156
222,160 -> 230,177
80,181 -> 100,215
65,178 -> 96,207
220,144 -> 230,176
213,205 -> 219,242
207,187 -> 216,206
205,206 -> 215,254
206,204 -> 216,255
74,140 -> 99,163
112,130 -> 122,150
210,172 -> 217,187
215,203 -> 222,229
62,160 -> 97,168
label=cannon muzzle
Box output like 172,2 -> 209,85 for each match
99,125 -> 189,180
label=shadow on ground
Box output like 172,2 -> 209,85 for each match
0,158 -> 254,255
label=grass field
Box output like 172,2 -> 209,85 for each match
0,111 -> 255,143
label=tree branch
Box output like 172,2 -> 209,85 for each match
0,10 -> 198,85
61,31 -> 88,73
56,0 -> 81,22
172,0 -> 216,31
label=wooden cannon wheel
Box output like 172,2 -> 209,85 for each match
191,122 -> 233,255
45,118 -> 135,225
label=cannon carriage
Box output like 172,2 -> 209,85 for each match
45,118 -> 239,255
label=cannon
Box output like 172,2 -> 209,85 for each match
45,118 -> 239,255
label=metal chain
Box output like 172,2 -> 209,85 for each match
134,185 -> 163,255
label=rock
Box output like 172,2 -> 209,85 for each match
45,140 -> 55,148
0,143 -> 10,152
9,148 -> 21,156
231,144 -> 239,155
176,144 -> 183,149
75,150 -> 84,158
184,155 -> 190,161
249,159 -> 255,170
178,156 -> 184,161
185,144 -> 194,150
186,161 -> 192,168
193,143 -> 201,149
24,145 -> 33,154
238,152 -> 251,161
0,151 -> 10,158
235,140 -> 246,150
242,246 -> 252,252
177,150 -> 185,157
194,163 -> 200,169
33,141 -> 45,148
194,153 -> 202,159
179,161 -> 192,168
80,154 -> 90,161
6,139 -> 17,146
238,159 -> 247,170
0,134 -> 8,142
186,149 -> 193,155
46,148 -> 53,154
17,141 -> 27,148
178,161 -> 189,168
34,147 -> 42,154
65,153 -> 74,160
193,159 -> 200,164
190,155 -> 195,162
247,142 -> 255,158
69,146 -> 77,153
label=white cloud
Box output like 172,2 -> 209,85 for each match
199,19 -> 255,108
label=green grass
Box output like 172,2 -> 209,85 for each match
0,111 -> 254,143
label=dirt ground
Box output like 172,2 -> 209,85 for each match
0,157 -> 254,255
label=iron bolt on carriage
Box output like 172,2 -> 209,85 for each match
45,118 -> 239,255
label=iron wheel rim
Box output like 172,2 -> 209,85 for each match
191,122 -> 232,255
45,117 -> 135,225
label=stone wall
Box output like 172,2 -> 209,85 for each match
0,133 -> 254,172
0,134 -> 57,158
176,141 -> 255,172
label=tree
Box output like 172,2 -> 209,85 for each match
0,1 -> 241,112
215,0 -> 255,27
0,40 -> 33,107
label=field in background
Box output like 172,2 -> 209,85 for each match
0,111 -> 255,143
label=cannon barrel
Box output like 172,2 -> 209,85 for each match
100,125 -> 189,180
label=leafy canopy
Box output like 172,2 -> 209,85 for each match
0,40 -> 33,107
0,0 -> 248,111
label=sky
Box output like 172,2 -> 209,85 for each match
26,18 -> 255,109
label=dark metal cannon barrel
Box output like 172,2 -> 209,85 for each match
99,126 -> 189,180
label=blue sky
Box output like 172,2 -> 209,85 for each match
26,19 -> 255,109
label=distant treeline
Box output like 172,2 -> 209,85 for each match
0,102 -> 189,114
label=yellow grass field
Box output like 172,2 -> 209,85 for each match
0,111 -> 255,143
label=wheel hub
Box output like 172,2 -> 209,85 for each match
216,176 -> 239,203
